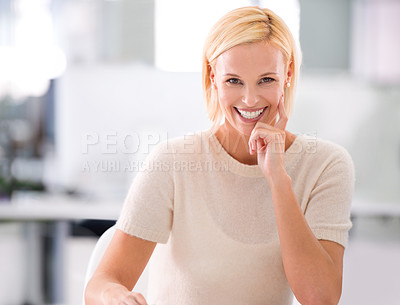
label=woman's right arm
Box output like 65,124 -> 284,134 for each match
84,229 -> 157,305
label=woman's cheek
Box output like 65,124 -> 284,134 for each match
266,89 -> 282,108
219,88 -> 238,106
269,84 -> 282,99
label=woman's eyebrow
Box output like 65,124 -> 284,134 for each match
259,72 -> 280,77
223,72 -> 279,77
223,73 -> 241,77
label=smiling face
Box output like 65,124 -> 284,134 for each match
210,41 -> 291,137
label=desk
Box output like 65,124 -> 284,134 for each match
0,192 -> 122,305
0,193 -> 121,221
350,198 -> 400,240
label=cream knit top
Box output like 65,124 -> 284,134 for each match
116,128 -> 354,305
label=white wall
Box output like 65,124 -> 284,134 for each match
289,72 -> 400,202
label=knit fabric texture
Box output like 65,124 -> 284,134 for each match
116,128 -> 354,305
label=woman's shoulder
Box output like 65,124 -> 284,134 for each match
285,133 -> 355,187
288,133 -> 354,169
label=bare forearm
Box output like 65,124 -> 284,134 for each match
269,173 -> 341,305
85,231 -> 155,305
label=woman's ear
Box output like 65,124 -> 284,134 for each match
286,61 -> 293,81
209,64 -> 216,88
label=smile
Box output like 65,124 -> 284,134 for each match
235,107 -> 267,120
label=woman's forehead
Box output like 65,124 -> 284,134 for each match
215,42 -> 286,75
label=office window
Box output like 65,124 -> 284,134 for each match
0,0 -> 66,99
155,0 -> 300,72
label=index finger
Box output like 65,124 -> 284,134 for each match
274,94 -> 288,130
133,292 -> 148,305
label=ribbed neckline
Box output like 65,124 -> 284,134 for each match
204,128 -> 304,177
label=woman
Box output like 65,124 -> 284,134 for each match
85,6 -> 354,305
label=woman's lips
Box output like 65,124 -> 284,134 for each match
234,106 -> 268,122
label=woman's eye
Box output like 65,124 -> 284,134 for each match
260,77 -> 275,84
227,78 -> 241,85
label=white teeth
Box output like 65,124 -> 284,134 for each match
237,108 -> 265,119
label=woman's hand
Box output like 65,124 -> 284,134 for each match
102,285 -> 149,305
248,94 -> 288,182
115,291 -> 148,305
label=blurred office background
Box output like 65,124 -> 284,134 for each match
0,0 -> 399,304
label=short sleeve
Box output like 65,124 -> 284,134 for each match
304,147 -> 355,248
115,140 -> 175,243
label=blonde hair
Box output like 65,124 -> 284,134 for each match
202,6 -> 302,131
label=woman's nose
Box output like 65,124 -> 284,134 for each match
241,86 -> 258,107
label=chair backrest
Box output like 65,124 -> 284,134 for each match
82,225 -> 116,305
